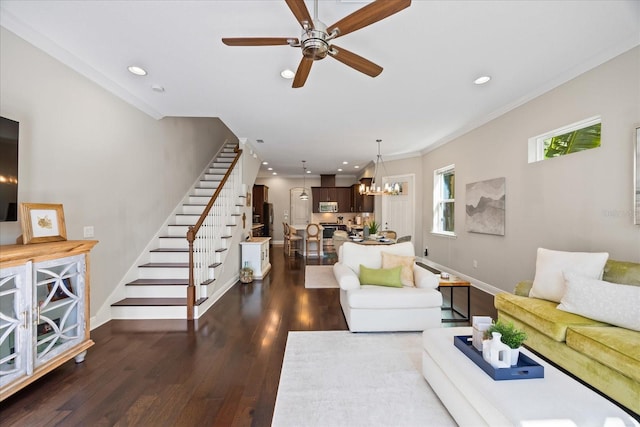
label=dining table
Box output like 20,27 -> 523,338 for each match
348,236 -> 396,245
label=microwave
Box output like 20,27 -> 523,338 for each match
318,201 -> 338,212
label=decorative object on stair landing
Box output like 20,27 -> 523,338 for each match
18,202 -> 67,244
465,177 -> 505,236
240,261 -> 254,284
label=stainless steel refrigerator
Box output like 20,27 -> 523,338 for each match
263,202 -> 274,237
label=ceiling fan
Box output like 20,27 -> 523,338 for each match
221,0 -> 411,88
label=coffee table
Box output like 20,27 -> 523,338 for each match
422,327 -> 637,427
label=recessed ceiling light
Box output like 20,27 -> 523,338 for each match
342,161 -> 349,165
280,69 -> 295,79
354,165 -> 360,169
272,172 -> 277,175
474,75 -> 491,85
268,167 -> 273,171
128,65 -> 147,76
338,168 -> 343,172
306,170 -> 311,174
262,161 -> 268,165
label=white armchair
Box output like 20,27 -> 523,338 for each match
333,242 -> 442,332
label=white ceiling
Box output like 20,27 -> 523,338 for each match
1,0 -> 639,178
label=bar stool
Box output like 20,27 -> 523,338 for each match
283,222 -> 290,254
305,223 -> 321,258
286,223 -> 302,257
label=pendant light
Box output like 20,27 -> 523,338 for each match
300,160 -> 309,200
359,139 -> 394,196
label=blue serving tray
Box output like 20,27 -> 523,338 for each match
454,335 -> 544,381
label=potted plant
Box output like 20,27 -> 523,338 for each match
485,320 -> 527,365
368,220 -> 379,237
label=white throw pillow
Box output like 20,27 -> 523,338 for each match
529,248 -> 608,303
381,252 -> 415,287
558,272 -> 640,331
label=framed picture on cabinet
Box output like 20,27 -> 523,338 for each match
47,277 -> 74,301
19,203 -> 67,244
37,318 -> 61,337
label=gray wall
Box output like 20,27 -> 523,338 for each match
422,46 -> 640,293
0,28 -> 238,318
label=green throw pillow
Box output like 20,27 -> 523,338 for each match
359,265 -> 403,288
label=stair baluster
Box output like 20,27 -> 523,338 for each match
187,146 -> 242,319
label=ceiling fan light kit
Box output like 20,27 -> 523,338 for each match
221,0 -> 411,88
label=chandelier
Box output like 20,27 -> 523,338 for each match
359,139 -> 400,196
300,160 -> 309,200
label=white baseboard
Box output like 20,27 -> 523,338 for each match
416,257 -> 503,296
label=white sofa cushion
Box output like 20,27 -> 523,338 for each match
346,286 -> 443,309
339,241 -> 415,275
529,248 -> 609,303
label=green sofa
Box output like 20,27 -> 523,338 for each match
495,259 -> 640,414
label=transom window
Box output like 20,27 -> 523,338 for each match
528,116 -> 601,163
433,164 -> 455,236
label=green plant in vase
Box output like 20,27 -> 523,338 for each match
485,320 -> 527,349
485,319 -> 527,366
368,220 -> 379,236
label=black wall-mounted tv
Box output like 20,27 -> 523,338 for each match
0,116 -> 19,222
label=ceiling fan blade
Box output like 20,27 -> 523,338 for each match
293,58 -> 313,88
329,44 -> 383,77
327,0 -> 411,38
222,37 -> 298,46
285,0 -> 314,30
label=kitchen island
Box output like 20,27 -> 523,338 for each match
290,224 -> 324,258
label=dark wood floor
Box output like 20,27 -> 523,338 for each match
0,247 -> 496,426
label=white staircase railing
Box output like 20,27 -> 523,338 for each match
186,146 -> 242,319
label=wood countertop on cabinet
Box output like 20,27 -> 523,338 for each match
0,240 -> 99,267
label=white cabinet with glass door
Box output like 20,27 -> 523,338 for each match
0,240 -> 97,401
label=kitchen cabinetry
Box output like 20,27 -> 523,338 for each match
311,187 -> 352,213
252,184 -> 269,223
336,187 -> 352,212
351,181 -> 374,213
311,187 -> 337,203
0,240 -> 98,401
240,237 -> 271,279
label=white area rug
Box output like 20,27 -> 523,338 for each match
305,265 -> 339,288
272,331 -> 455,427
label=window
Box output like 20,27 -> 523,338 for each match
433,164 -> 455,235
528,116 -> 601,163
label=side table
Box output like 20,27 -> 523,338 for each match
438,275 -> 470,322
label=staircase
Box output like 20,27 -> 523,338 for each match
111,142 -> 244,320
